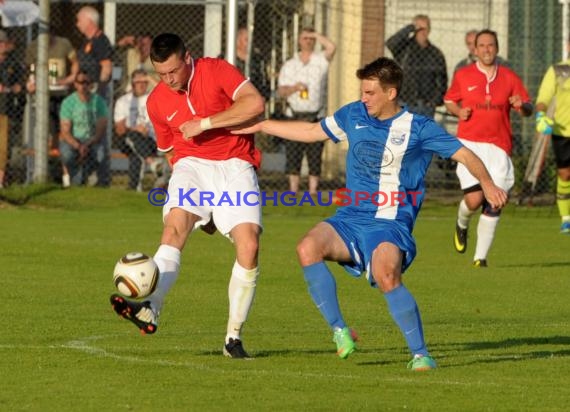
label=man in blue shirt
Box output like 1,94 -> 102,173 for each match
235,57 -> 507,370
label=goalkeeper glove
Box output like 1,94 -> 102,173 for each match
536,111 -> 554,135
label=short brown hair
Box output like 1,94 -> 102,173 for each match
356,57 -> 403,95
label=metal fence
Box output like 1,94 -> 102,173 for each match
0,0 -> 566,206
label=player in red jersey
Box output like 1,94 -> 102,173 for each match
110,33 -> 265,358
444,29 -> 533,267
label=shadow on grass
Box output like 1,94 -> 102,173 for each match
0,183 -> 60,205
432,335 -> 570,366
460,335 -> 570,350
195,347 -> 399,361
498,262 -> 570,269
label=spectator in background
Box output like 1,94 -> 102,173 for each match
25,32 -> 79,90
114,69 -> 160,191
233,27 -> 270,100
0,30 -> 26,189
115,33 -> 158,94
25,32 -> 79,153
59,70 -> 108,187
75,6 -> 112,98
445,29 -> 533,267
75,5 -> 113,187
454,29 -> 509,74
535,38 -> 570,234
454,30 -> 478,73
278,28 -> 336,194
386,14 -> 447,118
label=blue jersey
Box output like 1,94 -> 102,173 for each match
321,102 -> 463,279
321,102 -> 462,231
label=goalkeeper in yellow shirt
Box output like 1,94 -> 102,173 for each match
536,38 -> 570,234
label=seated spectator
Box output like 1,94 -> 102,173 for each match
114,69 -> 162,191
59,70 -> 108,187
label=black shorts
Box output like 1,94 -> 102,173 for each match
552,134 -> 570,169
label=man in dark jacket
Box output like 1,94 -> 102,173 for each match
386,15 -> 447,118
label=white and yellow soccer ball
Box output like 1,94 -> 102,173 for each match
113,252 -> 159,299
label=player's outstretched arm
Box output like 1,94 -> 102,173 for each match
234,119 -> 329,143
451,147 -> 508,209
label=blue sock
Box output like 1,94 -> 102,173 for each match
303,262 -> 346,330
384,285 -> 428,356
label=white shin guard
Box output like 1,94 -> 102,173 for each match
474,214 -> 499,261
226,261 -> 259,341
149,244 -> 181,313
457,199 -> 476,228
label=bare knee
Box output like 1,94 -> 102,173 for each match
296,236 -> 323,266
237,237 -> 259,267
161,222 -> 189,249
233,225 -> 260,269
161,209 -> 196,249
464,196 -> 483,211
374,268 -> 402,293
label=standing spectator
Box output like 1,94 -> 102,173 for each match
59,70 -> 108,187
75,6 -> 112,98
114,69 -> 158,191
278,27 -> 336,195
109,33 -> 265,359
454,29 -> 509,74
234,57 -> 507,369
0,30 -> 26,188
444,29 -> 533,267
25,32 -> 79,152
75,5 -> 113,187
535,38 -> 570,234
116,33 -> 158,94
454,29 -> 478,73
386,14 -> 447,118
233,27 -> 270,100
25,32 -> 79,89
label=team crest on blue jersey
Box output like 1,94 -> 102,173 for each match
352,141 -> 394,180
353,141 -> 394,168
390,132 -> 406,145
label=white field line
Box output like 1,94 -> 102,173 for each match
2,336 -> 498,386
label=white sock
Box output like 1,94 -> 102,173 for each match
474,214 -> 499,261
226,261 -> 259,343
148,244 -> 181,313
457,199 -> 476,229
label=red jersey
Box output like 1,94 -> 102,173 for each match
444,62 -> 531,155
146,57 -> 261,167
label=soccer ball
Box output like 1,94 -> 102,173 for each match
113,252 -> 159,299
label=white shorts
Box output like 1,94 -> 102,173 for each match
456,139 -> 515,191
163,157 -> 262,237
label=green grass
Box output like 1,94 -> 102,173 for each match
1,188 -> 569,411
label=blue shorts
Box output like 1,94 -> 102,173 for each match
325,213 -> 417,287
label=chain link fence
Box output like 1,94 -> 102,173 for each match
0,0 -> 566,206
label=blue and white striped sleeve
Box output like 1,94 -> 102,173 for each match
320,104 -> 351,143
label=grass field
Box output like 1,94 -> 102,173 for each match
1,188 -> 569,411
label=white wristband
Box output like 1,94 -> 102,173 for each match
200,117 -> 213,131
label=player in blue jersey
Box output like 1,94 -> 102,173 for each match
235,57 -> 507,370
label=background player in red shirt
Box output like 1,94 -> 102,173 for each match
111,33 -> 265,358
444,29 -> 533,267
